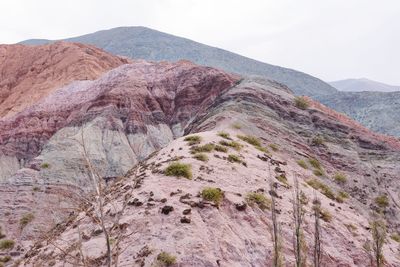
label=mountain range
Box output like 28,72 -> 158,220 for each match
20,27 -> 400,137
1,41 -> 400,266
330,78 -> 400,92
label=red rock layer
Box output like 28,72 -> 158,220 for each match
0,60 -> 239,160
0,42 -> 129,118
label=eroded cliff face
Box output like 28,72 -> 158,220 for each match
1,49 -> 400,266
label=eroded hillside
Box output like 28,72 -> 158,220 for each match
0,47 -> 399,266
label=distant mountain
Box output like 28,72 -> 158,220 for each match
315,91 -> 400,136
330,78 -> 400,92
20,26 -> 337,97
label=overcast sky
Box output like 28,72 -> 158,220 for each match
1,0 -> 399,84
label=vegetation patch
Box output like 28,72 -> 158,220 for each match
157,251 -> 177,266
306,179 -> 335,200
190,143 -> 215,153
40,162 -> 50,169
0,255 -> 11,263
214,145 -> 228,153
219,140 -> 242,151
231,123 -> 242,129
193,153 -> 208,162
276,174 -> 289,186
375,195 -> 389,208
320,209 -> 332,222
294,96 -> 309,110
217,131 -> 231,140
269,143 -> 279,151
184,135 -> 202,145
336,191 -> 349,203
20,213 -> 35,228
297,160 -> 308,169
201,187 -> 224,205
246,192 -> 271,210
345,223 -> 358,236
308,158 -> 322,170
0,239 -> 15,250
237,135 -> 261,147
313,169 -> 325,177
32,186 -> 40,192
227,154 -> 242,163
165,162 -> 192,179
311,136 -> 325,146
390,233 -> 400,243
333,173 -> 347,184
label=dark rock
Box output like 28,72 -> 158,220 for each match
180,217 -> 191,223
235,202 -> 247,211
182,209 -> 191,215
161,205 -> 174,215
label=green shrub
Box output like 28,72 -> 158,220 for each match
269,143 -> 279,151
193,153 -> 208,162
184,135 -> 202,145
375,195 -> 389,208
295,96 -> 309,110
246,192 -> 271,210
0,239 -> 15,250
276,174 -> 289,186
157,251 -> 177,266
227,154 -> 242,163
338,191 -> 349,199
190,143 -> 215,153
320,209 -> 332,222
313,169 -> 324,177
20,213 -> 35,228
0,255 -> 11,263
201,187 -> 224,205
215,145 -> 228,153
237,135 -> 262,147
311,136 -> 325,146
390,233 -> 400,243
40,162 -> 50,169
333,173 -> 347,184
217,131 -> 231,140
336,191 -> 349,203
165,162 -> 192,179
297,160 -> 308,169
308,158 -> 322,170
306,179 -> 335,200
231,123 -> 242,129
219,140 -> 242,151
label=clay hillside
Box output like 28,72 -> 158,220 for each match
0,43 -> 400,267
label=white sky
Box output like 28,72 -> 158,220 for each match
1,0 -> 399,84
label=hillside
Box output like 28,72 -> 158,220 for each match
20,26 -> 337,97
330,78 -> 400,92
20,27 -> 400,137
316,91 -> 400,137
1,45 -> 400,266
0,42 -> 129,118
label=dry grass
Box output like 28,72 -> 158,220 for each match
165,162 -> 192,179
246,192 -> 271,210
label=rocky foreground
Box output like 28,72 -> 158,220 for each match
0,43 -> 400,266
